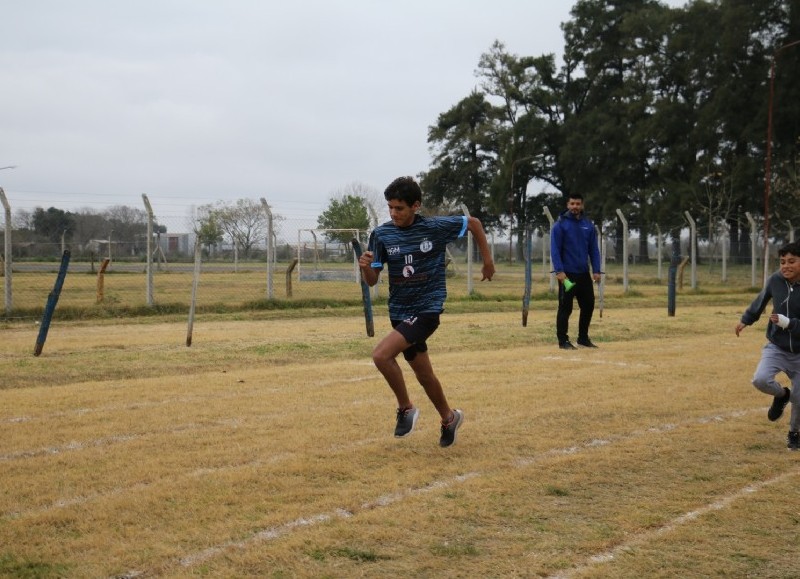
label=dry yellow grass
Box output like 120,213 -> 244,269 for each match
2,303 -> 799,577
5,259 -> 759,314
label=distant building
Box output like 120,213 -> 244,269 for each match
159,233 -> 192,256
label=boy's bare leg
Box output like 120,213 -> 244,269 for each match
408,351 -> 452,422
372,330 -> 413,409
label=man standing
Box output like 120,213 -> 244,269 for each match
735,242 -> 800,450
550,193 -> 602,349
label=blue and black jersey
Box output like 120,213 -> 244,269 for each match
368,214 -> 467,320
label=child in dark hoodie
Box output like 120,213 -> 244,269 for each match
736,241 -> 800,450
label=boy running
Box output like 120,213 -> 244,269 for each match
357,176 -> 495,447
736,242 -> 800,450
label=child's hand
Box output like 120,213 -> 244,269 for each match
771,313 -> 790,329
358,251 -> 374,268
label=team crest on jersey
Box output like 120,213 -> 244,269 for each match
420,239 -> 433,253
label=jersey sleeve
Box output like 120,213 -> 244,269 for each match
438,215 -> 468,241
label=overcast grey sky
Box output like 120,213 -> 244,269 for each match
1,0 -> 685,226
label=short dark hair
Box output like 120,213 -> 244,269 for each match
384,176 -> 422,206
567,192 -> 584,202
779,242 -> 800,257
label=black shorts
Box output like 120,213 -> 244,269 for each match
391,314 -> 441,361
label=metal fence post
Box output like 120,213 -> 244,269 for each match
0,188 -> 12,315
684,211 -> 697,290
615,209 -> 629,293
142,194 -> 155,306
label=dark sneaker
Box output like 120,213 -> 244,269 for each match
439,409 -> 464,448
394,407 -> 419,438
559,341 -> 577,350
788,431 -> 800,451
768,387 -> 791,421
577,338 -> 598,348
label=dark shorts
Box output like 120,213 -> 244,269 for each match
391,314 -> 441,361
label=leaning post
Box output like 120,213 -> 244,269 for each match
142,194 -> 155,306
543,206 -> 555,293
684,211 -> 697,290
615,209 -> 629,293
0,188 -> 11,314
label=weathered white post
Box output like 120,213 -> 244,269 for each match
684,211 -> 697,289
615,209 -> 629,293
260,198 -> 274,299
656,224 -> 663,281
0,188 -> 11,314
142,194 -> 155,306
745,212 -> 758,287
543,206 -> 555,293
721,221 -> 728,284
460,204 -> 473,295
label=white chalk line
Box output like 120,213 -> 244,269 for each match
0,371 -> 377,426
154,407 -> 765,575
177,472 -> 481,569
513,409 -> 755,467
3,397 -> 775,576
2,431 -> 387,519
541,355 -> 652,368
0,420 -> 216,463
545,466 -> 800,579
2,407 -> 760,518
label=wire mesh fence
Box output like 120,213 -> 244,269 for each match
1,191 -> 793,320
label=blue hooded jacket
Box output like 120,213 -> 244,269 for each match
550,209 -> 601,275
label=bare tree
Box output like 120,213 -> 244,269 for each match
12,208 -> 34,231
694,169 -> 737,260
205,198 -> 269,258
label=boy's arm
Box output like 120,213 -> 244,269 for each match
466,216 -> 495,281
357,250 -> 380,287
736,286 -> 772,336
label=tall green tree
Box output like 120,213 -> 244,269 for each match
559,0 -> 673,260
32,207 -> 75,244
317,194 -> 370,244
760,0 -> 800,246
473,43 -> 562,259
422,0 -> 799,264
193,207 -> 225,257
420,91 -> 500,229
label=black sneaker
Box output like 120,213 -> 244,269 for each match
394,407 -> 419,438
439,409 -> 464,448
788,431 -> 800,451
577,338 -> 598,348
768,387 -> 791,421
559,341 -> 577,350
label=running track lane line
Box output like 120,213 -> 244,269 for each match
544,466 -> 800,579
117,407 -> 771,576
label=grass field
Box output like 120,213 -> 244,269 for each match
2,287 -> 800,577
